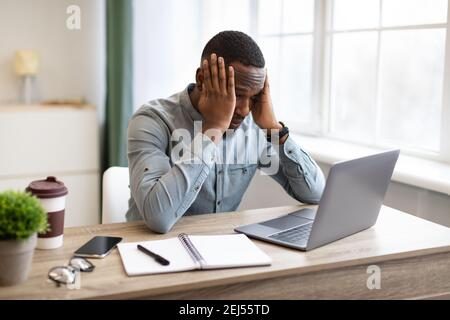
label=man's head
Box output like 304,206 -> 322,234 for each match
195,31 -> 266,129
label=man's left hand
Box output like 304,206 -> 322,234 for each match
252,71 -> 286,145
252,71 -> 282,131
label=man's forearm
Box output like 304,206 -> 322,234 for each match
138,162 -> 211,233
131,133 -> 217,233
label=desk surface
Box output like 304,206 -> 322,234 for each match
2,205 -> 450,299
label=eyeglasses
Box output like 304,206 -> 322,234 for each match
48,256 -> 95,286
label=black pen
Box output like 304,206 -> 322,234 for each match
137,244 -> 170,266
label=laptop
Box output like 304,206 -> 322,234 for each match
235,149 -> 400,251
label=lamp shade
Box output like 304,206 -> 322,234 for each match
14,50 -> 39,76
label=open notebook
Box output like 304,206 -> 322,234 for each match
117,233 -> 272,276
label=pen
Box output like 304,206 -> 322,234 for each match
137,244 -> 170,266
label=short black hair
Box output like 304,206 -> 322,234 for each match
201,31 -> 265,68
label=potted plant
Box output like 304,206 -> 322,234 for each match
0,190 -> 48,286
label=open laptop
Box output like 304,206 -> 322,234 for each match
235,149 -> 400,251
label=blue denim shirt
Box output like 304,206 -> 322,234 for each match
126,84 -> 325,233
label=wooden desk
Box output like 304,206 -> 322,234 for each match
1,205 -> 450,299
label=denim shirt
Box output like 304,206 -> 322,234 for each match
126,84 -> 325,233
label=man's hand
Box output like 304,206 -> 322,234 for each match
251,71 -> 281,131
252,71 -> 288,144
198,53 -> 236,143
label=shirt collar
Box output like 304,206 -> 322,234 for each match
180,83 -> 203,121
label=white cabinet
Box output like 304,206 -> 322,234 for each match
0,105 -> 100,227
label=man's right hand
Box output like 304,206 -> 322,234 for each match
198,53 -> 236,143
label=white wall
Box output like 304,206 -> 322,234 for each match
0,0 -> 105,123
239,162 -> 450,227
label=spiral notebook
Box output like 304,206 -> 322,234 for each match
117,233 -> 272,276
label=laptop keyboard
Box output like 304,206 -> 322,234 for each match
268,223 -> 313,244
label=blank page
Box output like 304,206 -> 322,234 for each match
189,234 -> 272,269
117,237 -> 198,276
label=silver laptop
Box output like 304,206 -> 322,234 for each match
235,149 -> 400,251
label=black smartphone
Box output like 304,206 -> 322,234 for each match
74,236 -> 122,258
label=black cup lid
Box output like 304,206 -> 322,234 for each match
26,176 -> 68,199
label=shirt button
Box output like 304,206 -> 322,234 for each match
218,170 -> 223,174
194,186 -> 200,191
288,150 -> 293,154
217,201 -> 221,206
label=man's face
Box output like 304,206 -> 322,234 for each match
228,62 -> 265,129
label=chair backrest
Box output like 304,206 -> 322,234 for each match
102,167 -> 130,224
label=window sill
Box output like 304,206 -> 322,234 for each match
290,133 -> 450,196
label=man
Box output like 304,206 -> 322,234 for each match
126,31 -> 325,233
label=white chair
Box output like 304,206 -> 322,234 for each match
102,167 -> 130,224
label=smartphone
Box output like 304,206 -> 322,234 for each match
74,236 -> 123,258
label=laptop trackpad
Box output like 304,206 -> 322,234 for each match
260,215 -> 311,230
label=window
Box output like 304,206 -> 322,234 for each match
328,0 -> 448,155
254,0 -> 450,161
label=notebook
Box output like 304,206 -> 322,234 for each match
117,233 -> 272,276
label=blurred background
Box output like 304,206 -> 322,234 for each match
1,0 -> 449,227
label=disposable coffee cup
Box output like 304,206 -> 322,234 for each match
26,176 -> 68,249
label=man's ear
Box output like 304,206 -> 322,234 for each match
195,68 -> 203,91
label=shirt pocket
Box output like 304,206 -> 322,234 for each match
226,164 -> 257,176
223,164 -> 258,207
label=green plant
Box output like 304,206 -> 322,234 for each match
0,190 -> 48,240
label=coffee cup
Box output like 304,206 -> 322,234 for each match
26,176 -> 68,249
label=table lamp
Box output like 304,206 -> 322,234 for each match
14,50 -> 40,105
